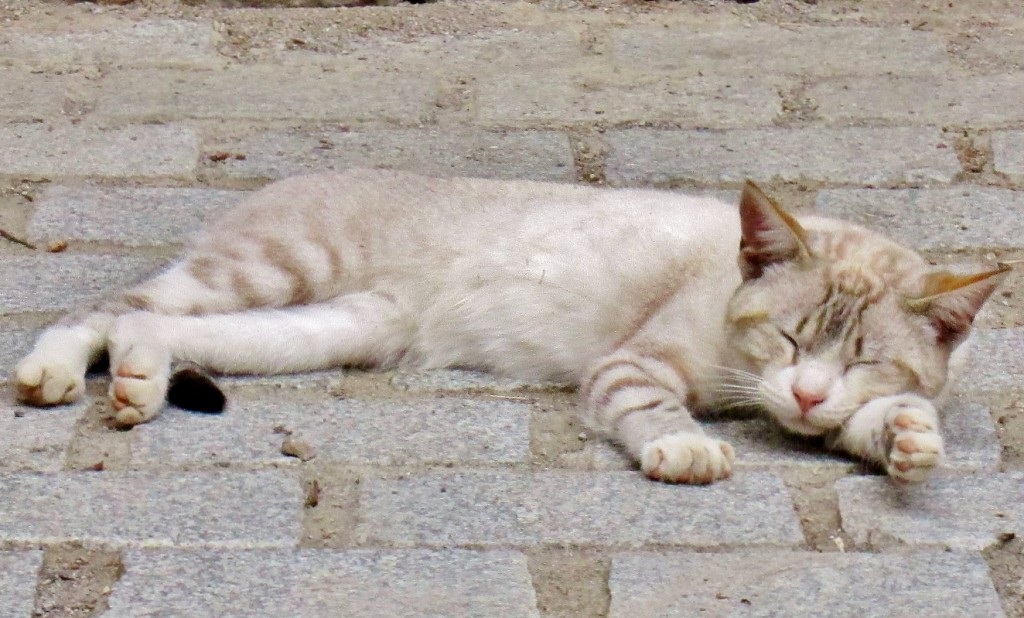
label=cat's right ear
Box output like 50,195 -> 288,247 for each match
738,180 -> 810,280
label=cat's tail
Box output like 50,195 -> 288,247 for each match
166,361 -> 226,413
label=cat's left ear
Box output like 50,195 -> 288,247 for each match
738,180 -> 810,280
906,265 -> 1011,345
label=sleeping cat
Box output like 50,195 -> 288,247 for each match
14,169 -> 1007,485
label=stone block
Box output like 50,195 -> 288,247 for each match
356,470 -> 803,548
0,551 -> 43,617
837,472 -> 1024,550
390,368 -> 570,393
220,128 -> 574,182
0,397 -> 81,472
0,255 -> 169,314
0,69 -> 78,120
0,124 -> 199,180
131,397 -> 531,466
811,75 -> 1024,125
0,20 -> 223,70
612,25 -> 950,76
815,187 -> 1024,251
609,551 -> 1004,617
97,67 -> 436,124
993,131 -> 1024,183
30,186 -> 243,247
0,470 -> 302,548
477,72 -> 781,127
107,549 -> 538,617
954,328 -> 1024,395
606,128 -> 960,186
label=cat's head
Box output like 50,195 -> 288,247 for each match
723,181 -> 1008,436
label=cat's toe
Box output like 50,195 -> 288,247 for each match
14,355 -> 84,406
107,352 -> 169,427
885,407 -> 943,483
641,433 -> 734,485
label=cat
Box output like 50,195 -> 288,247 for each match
14,169 -> 1007,485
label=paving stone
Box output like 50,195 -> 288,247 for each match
131,397 -> 531,466
477,72 -> 781,127
97,67 -> 436,124
960,25 -> 1024,72
0,470 -> 301,548
356,470 -> 803,548
811,75 -> 1024,126
0,20 -> 223,70
390,368 -> 570,393
0,255 -> 169,314
0,326 -> 37,373
609,551 -> 1004,617
993,131 -> 1024,182
585,399 -> 996,472
606,128 -> 960,186
612,25 -> 950,76
107,549 -> 538,618
0,398 -> 82,472
0,124 -> 200,180
815,187 -> 1024,251
0,69 -> 78,120
0,551 -> 43,617
220,128 -> 574,182
954,328 -> 1024,395
30,186 -> 243,247
837,472 -> 1024,550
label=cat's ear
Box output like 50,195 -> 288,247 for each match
905,265 -> 1010,344
738,180 -> 810,280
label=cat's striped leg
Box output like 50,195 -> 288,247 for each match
106,292 -> 410,426
581,350 -> 735,484
833,394 -> 944,483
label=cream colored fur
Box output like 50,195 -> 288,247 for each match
14,169 -> 1006,485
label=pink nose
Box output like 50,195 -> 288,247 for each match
792,386 -> 826,415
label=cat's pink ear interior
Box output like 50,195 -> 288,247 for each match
738,180 -> 809,280
906,265 -> 1010,344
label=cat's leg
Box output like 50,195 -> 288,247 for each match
107,291 -> 409,426
833,394 -> 944,483
581,349 -> 735,484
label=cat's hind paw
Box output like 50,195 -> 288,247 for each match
641,433 -> 735,485
885,405 -> 943,483
108,347 -> 170,428
14,353 -> 85,406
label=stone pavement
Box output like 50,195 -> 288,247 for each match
1,0 -> 1023,616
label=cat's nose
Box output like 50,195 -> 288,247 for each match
792,385 -> 826,415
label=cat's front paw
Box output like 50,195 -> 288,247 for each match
641,433 -> 735,485
108,346 -> 170,428
885,404 -> 943,483
14,353 -> 85,406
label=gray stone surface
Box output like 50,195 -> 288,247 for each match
356,471 -> 803,548
0,123 -> 200,180
98,67 -> 436,124
811,75 -> 1024,125
612,25 -> 950,76
609,551 -> 1005,618
815,187 -> 1024,251
477,72 -> 781,127
131,397 -> 531,466
0,255 -> 169,314
993,131 -> 1024,182
0,471 -> 302,548
837,472 -> 1024,550
585,399 -> 997,472
390,368 -> 570,393
29,186 -> 243,246
0,398 -> 81,472
0,69 -> 78,120
0,326 -> 38,373
220,128 -> 574,182
0,19 -> 224,70
107,549 -> 539,618
954,328 -> 1024,395
0,551 -> 43,618
606,128 -> 960,186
